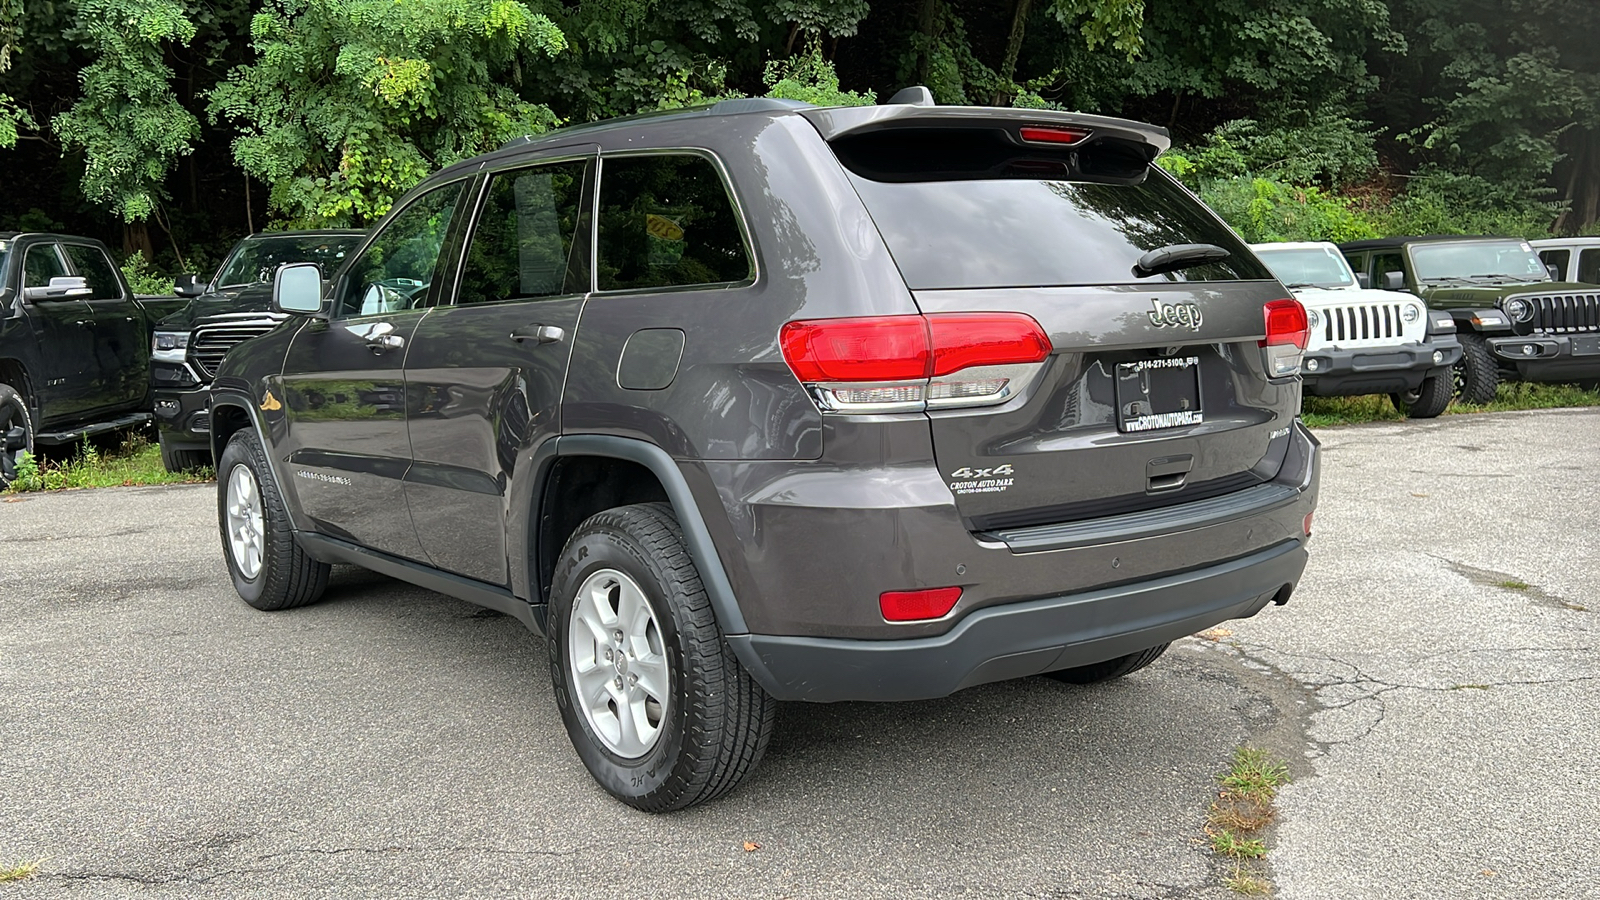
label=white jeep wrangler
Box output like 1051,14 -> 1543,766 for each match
1251,241 -> 1463,418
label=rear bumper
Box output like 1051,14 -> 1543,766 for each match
731,540 -> 1305,702
1300,338 -> 1460,396
1489,333 -> 1600,381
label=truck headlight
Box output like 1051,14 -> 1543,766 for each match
1402,304 -> 1421,323
152,331 -> 190,363
1503,298 -> 1532,322
1306,309 -> 1320,329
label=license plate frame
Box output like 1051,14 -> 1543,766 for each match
1116,355 -> 1203,433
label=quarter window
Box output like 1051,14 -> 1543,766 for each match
596,154 -> 753,292
458,160 -> 591,305
23,245 -> 67,289
336,182 -> 465,317
63,245 -> 122,301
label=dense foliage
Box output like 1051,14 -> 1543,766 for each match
1,0 -> 1597,275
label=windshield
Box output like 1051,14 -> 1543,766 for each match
213,233 -> 363,288
1254,245 -> 1355,289
833,128 -> 1271,289
1410,240 -> 1549,283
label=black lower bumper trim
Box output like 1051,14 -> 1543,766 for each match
728,539 -> 1308,702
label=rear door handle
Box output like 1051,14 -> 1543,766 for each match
511,324 -> 565,344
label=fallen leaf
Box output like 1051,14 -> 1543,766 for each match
1411,492 -> 1429,498
743,841 -> 761,852
1481,869 -> 1496,877
1197,627 -> 1233,641
4,496 -> 29,502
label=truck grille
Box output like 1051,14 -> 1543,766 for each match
1319,302 -> 1406,344
189,320 -> 281,378
1525,292 -> 1600,333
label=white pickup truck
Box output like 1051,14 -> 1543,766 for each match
1251,241 -> 1463,418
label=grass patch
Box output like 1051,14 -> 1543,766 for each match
1206,746 -> 1290,893
1301,381 -> 1600,428
0,859 -> 42,883
4,433 -> 212,493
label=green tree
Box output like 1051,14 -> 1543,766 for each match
211,0 -> 567,226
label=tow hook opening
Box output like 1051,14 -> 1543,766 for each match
1272,584 -> 1294,606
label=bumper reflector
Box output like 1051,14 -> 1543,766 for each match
880,586 -> 963,622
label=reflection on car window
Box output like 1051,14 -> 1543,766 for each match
1255,246 -> 1354,288
458,160 -> 590,305
215,234 -> 364,288
596,154 -> 752,291
23,245 -> 66,289
63,245 -> 122,301
336,183 -> 464,317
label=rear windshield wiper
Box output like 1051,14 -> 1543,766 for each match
1133,243 -> 1231,278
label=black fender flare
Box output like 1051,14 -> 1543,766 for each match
554,434 -> 749,636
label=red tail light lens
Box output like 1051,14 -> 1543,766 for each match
1262,298 -> 1309,349
927,313 -> 1052,376
880,586 -> 963,622
781,313 -> 1051,412
779,317 -> 930,382
1019,125 -> 1091,145
1260,298 -> 1309,378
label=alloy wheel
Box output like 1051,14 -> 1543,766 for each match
225,464 -> 266,580
567,567 -> 671,759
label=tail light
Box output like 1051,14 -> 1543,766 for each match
1260,298 -> 1309,378
780,313 -> 1051,413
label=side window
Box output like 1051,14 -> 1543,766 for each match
457,159 -> 591,306
595,154 -> 753,292
336,182 -> 465,317
1539,249 -> 1571,280
1578,249 -> 1600,285
63,245 -> 123,301
1372,252 -> 1405,286
23,245 -> 67,289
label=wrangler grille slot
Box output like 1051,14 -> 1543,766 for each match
1323,302 -> 1404,344
1527,293 -> 1600,333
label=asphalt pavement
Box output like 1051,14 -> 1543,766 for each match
2,408 -> 1596,898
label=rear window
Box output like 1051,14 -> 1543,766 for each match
835,128 -> 1270,290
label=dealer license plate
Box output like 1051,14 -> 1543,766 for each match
1116,356 -> 1203,433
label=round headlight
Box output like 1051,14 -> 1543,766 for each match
1306,309 -> 1320,328
1402,304 -> 1421,323
1504,298 -> 1531,322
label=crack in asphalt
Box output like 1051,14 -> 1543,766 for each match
252,845 -> 581,860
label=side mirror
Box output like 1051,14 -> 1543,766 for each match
1382,271 -> 1405,291
23,276 -> 92,302
1546,264 -> 1561,281
174,273 -> 208,298
272,262 -> 325,316
1355,272 -> 1371,289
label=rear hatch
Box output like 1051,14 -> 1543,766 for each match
805,108 -> 1300,531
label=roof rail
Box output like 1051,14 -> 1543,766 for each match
709,97 -> 814,115
886,86 -> 935,106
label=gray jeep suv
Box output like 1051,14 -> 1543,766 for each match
207,94 -> 1320,811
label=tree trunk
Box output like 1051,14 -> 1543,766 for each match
990,0 -> 1034,106
916,0 -> 939,84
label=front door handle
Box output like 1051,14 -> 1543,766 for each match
362,321 -> 405,352
511,324 -> 565,344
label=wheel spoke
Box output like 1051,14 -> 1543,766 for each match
565,566 -> 671,760
632,654 -> 669,705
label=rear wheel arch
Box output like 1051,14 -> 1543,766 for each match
539,436 -> 749,637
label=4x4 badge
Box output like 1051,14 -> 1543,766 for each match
1148,299 -> 1203,330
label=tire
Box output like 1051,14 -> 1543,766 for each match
1452,333 -> 1499,404
216,429 -> 329,611
160,435 -> 211,473
0,382 -> 34,490
548,502 -> 776,812
1390,370 -> 1453,419
1044,642 -> 1170,685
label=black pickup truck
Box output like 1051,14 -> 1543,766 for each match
0,232 -> 172,487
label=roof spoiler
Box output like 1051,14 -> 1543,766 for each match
798,104 -> 1171,157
